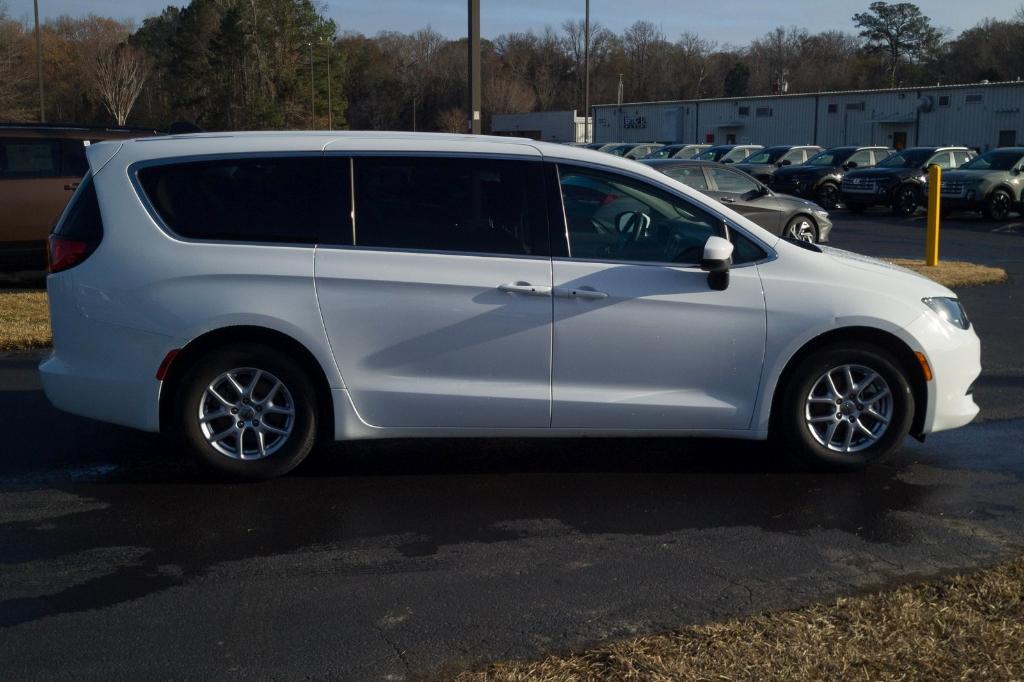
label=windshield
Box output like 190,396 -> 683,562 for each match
805,149 -> 851,167
644,146 -> 678,159
961,150 -> 1023,171
877,149 -> 934,168
694,147 -> 727,161
741,148 -> 785,164
606,144 -> 634,156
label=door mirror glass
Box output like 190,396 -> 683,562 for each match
701,235 -> 734,291
845,161 -> 858,169
780,159 -> 791,166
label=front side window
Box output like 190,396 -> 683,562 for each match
807,148 -> 852,167
137,156 -> 323,243
877,149 -> 933,169
558,165 -> 722,265
781,149 -> 806,164
847,149 -> 873,167
353,156 -> 545,256
708,167 -> 759,195
961,150 -> 1024,171
0,138 -> 59,177
929,152 -> 954,169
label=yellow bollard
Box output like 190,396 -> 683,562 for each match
925,164 -> 941,266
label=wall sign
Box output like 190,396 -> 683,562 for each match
623,116 -> 647,129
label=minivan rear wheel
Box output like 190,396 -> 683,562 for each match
775,344 -> 914,470
175,344 -> 317,480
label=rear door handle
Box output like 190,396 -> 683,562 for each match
63,182 -> 80,191
498,282 -> 552,297
555,287 -> 608,300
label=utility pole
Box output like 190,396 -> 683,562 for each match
584,0 -> 590,142
33,0 -> 44,122
308,41 -> 315,129
468,0 -> 481,134
617,73 -> 624,105
325,37 -> 332,129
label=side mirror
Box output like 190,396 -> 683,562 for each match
723,158 -> 734,163
780,159 -> 792,166
845,161 -> 858,169
701,235 -> 734,291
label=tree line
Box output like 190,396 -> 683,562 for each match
1,0 -> 1023,133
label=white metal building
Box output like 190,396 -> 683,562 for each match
592,81 -> 1024,152
491,110 -> 591,143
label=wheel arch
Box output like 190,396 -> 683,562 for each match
158,325 -> 335,439
767,325 -> 928,438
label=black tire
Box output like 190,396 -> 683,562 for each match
815,183 -> 839,210
174,343 -> 318,480
983,189 -> 1012,222
774,343 -> 914,470
784,215 -> 818,243
892,185 -> 920,217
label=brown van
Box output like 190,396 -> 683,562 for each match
0,124 -> 161,271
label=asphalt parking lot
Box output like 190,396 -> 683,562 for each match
2,211 -> 1023,680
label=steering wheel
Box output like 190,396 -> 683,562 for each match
609,211 -> 651,255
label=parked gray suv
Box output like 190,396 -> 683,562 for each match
940,148 -> 1024,221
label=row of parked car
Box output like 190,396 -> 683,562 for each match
581,140 -> 1024,224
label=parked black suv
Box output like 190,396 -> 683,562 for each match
770,146 -> 893,210
840,146 -> 975,216
733,145 -> 823,184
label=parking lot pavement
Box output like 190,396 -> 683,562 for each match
1,216 -> 1022,680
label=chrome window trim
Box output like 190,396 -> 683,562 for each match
312,242 -> 553,262
550,160 -> 777,268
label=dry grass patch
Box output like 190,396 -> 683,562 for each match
454,555 -> 1024,681
888,258 -> 1008,288
0,289 -> 51,351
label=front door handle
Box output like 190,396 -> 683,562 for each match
719,196 -> 737,203
498,282 -> 552,296
64,182 -> 80,191
555,287 -> 608,300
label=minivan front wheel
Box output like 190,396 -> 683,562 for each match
775,344 -> 914,470
176,344 -> 317,480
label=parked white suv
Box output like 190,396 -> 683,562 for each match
41,132 -> 981,479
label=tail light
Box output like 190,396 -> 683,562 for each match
48,236 -> 97,274
48,173 -> 102,274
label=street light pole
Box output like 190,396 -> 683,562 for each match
33,0 -> 44,122
325,38 -> 332,130
584,0 -> 590,142
308,41 -> 315,129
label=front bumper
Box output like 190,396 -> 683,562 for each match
905,313 -> 981,434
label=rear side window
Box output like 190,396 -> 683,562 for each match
60,140 -> 89,177
352,156 -> 547,256
0,138 -> 60,177
137,157 -> 323,243
53,173 -> 102,240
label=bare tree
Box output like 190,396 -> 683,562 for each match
93,42 -> 150,125
436,107 -> 466,133
0,2 -> 32,120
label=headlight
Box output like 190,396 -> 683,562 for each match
923,297 -> 970,329
917,175 -> 928,183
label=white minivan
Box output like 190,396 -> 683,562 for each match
40,132 -> 981,480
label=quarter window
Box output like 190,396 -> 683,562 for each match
558,165 -> 722,265
137,157 -> 324,243
353,157 -> 546,256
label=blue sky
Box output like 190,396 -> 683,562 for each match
9,0 -> 1023,44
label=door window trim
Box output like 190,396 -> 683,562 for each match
551,160 -> 776,269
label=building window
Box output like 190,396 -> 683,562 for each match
755,107 -> 772,117
827,103 -> 837,114
738,106 -> 750,116
965,94 -> 983,103
845,102 -> 865,111
938,95 -> 950,106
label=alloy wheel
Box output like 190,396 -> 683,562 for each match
786,218 -> 817,243
896,187 -> 918,216
804,364 -> 893,453
198,367 -> 295,460
988,192 -> 1011,221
